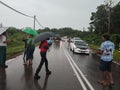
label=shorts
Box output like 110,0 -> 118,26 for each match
99,60 -> 112,72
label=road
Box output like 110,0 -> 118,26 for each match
0,41 -> 120,90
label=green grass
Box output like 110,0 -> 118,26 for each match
7,45 -> 24,59
6,32 -> 26,59
113,50 -> 120,62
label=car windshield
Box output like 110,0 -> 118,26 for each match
75,41 -> 87,46
73,37 -> 81,40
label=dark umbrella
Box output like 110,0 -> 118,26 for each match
32,32 -> 54,44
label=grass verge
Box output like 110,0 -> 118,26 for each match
7,45 -> 24,60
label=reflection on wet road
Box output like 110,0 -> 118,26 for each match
0,41 -> 120,90
0,69 -> 7,90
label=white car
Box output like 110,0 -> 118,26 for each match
70,40 -> 90,54
72,37 -> 81,40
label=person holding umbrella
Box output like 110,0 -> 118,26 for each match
34,38 -> 51,80
22,27 -> 38,65
22,37 -> 28,64
24,34 -> 35,65
0,27 -> 9,68
0,32 -> 9,68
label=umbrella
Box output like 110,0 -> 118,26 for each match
32,32 -> 54,44
22,27 -> 38,36
0,27 -> 9,35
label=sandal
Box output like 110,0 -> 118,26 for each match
98,80 -> 104,84
98,80 -> 107,86
110,82 -> 115,85
102,81 -> 107,86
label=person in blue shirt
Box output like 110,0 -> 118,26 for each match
47,39 -> 52,46
97,34 -> 115,85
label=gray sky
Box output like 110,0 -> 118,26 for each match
0,0 -> 119,30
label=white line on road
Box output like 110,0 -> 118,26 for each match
62,46 -> 95,90
65,51 -> 95,90
63,48 -> 87,90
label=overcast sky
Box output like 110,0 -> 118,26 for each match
0,0 -> 119,30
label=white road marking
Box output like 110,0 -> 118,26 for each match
62,45 -> 95,90
63,48 -> 87,90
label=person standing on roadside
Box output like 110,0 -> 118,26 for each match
34,38 -> 51,80
0,32 -> 8,68
22,36 -> 28,64
25,34 -> 35,65
97,34 -> 115,85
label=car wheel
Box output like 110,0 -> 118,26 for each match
73,48 -> 75,53
86,52 -> 90,55
86,53 -> 90,55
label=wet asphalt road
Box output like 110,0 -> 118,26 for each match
0,41 -> 120,90
63,41 -> 120,90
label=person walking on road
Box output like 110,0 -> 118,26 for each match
25,34 -> 35,65
97,34 -> 115,85
0,32 -> 8,68
34,38 -> 51,80
22,37 -> 28,64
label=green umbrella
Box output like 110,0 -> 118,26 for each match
22,27 -> 38,36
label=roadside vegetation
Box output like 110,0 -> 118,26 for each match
7,27 -> 26,59
6,27 -> 120,63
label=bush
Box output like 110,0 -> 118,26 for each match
110,34 -> 120,49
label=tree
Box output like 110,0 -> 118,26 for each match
90,5 -> 108,34
89,1 -> 120,35
111,2 -> 120,33
110,34 -> 120,49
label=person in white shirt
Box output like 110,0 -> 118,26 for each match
0,32 -> 8,68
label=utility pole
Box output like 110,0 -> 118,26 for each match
33,15 -> 36,30
104,0 -> 113,34
83,27 -> 85,32
0,22 -> 3,27
108,6 -> 111,35
107,0 -> 112,35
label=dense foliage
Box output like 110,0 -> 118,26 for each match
89,2 -> 120,34
88,1 -> 120,49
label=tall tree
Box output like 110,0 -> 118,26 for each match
111,2 -> 120,34
89,1 -> 120,34
90,5 -> 108,34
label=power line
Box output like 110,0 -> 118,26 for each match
0,1 -> 45,29
35,17 -> 44,29
0,1 -> 33,18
